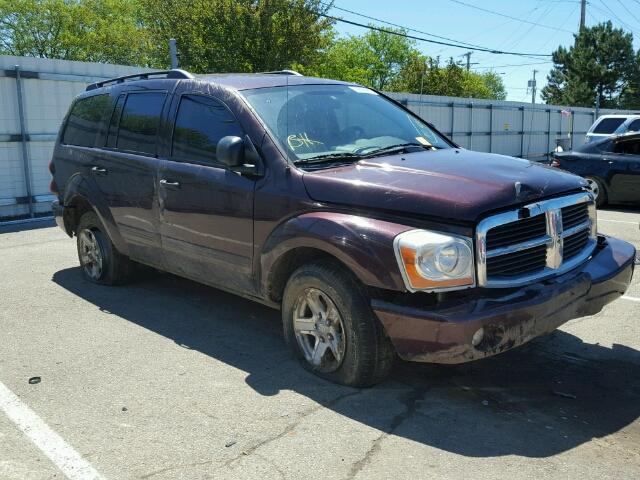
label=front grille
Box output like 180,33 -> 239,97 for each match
562,203 -> 588,230
486,214 -> 546,249
477,192 -> 596,287
486,244 -> 547,277
563,228 -> 590,260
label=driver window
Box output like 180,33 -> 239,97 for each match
172,95 -> 243,165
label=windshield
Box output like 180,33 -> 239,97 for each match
241,84 -> 451,162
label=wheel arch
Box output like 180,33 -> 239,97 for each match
62,173 -> 128,254
260,212 -> 409,303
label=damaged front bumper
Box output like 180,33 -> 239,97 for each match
373,235 -> 636,364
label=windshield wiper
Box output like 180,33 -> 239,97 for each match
293,152 -> 362,165
359,143 -> 433,157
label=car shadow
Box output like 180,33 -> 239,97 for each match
600,204 -> 640,214
52,267 -> 640,459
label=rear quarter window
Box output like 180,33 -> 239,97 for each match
62,94 -> 110,147
627,119 -> 640,132
592,117 -> 626,134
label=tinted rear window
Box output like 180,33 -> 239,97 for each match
116,92 -> 166,156
592,117 -> 626,134
62,94 -> 110,147
171,95 -> 243,164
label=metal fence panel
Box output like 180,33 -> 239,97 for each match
0,55 -> 156,220
0,55 -> 635,221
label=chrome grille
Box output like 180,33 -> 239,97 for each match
486,214 -> 547,249
562,203 -> 589,230
486,244 -> 547,278
476,192 -> 597,288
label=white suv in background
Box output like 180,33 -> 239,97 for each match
585,114 -> 640,143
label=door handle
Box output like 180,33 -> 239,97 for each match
159,179 -> 180,188
91,166 -> 107,175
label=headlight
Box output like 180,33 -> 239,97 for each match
393,229 -> 475,292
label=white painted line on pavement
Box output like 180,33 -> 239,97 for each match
598,218 -> 638,225
0,381 -> 105,480
622,296 -> 640,303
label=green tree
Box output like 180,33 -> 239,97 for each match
139,0 -> 334,73
388,53 -> 507,99
305,26 -> 415,90
541,21 -> 637,108
0,0 -> 153,65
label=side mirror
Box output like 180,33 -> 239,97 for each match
217,136 -> 245,168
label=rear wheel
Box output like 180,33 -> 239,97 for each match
76,211 -> 133,285
585,176 -> 607,207
282,261 -> 394,387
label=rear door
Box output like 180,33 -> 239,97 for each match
91,90 -> 167,265
158,92 -> 256,293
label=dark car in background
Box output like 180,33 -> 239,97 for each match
552,132 -> 640,207
50,69 -> 635,387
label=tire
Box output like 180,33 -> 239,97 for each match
282,261 -> 394,387
585,176 -> 607,207
76,211 -> 133,285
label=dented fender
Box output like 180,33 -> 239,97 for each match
260,211 -> 413,295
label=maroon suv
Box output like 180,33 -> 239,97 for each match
50,70 -> 636,386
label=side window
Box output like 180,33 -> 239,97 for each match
614,140 -> 640,155
627,119 -> 640,132
171,95 -> 243,165
62,94 -> 110,147
106,94 -> 126,148
116,92 -> 166,156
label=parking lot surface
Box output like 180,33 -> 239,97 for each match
1,207 -> 639,480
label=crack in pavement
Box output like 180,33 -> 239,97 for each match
345,386 -> 426,480
139,389 -> 362,479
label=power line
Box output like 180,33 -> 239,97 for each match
447,0 -> 574,33
321,2 -> 491,51
319,13 -> 553,58
472,61 -> 553,70
590,0 -> 640,35
615,0 -> 640,28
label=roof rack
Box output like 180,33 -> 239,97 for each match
86,69 -> 194,91
260,69 -> 303,76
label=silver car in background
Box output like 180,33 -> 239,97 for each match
586,114 -> 640,143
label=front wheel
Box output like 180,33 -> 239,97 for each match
282,261 -> 394,387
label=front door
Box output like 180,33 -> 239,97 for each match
158,93 -> 256,293
610,138 -> 640,203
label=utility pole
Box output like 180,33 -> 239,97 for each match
464,51 -> 472,71
169,38 -> 179,69
528,70 -> 538,104
580,0 -> 586,30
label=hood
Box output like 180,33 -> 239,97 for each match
302,149 -> 587,223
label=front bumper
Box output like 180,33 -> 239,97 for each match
373,235 -> 635,363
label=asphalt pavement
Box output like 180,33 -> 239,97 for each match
0,207 -> 638,480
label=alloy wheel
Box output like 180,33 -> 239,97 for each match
78,228 -> 103,280
586,177 -> 600,200
292,287 -> 346,372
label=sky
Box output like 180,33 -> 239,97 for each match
330,0 -> 640,102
